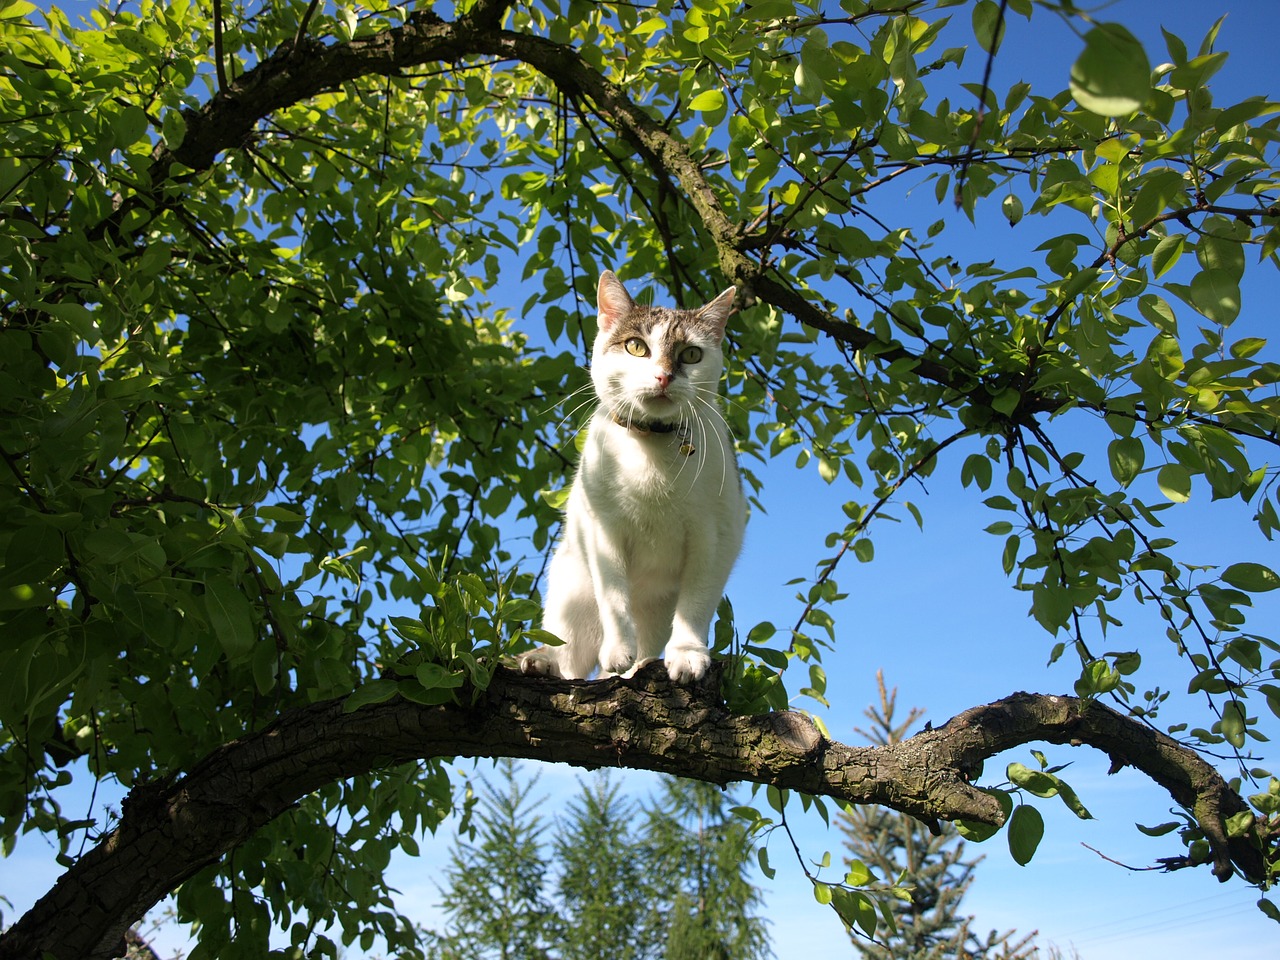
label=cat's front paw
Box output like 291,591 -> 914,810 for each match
664,644 -> 710,683
518,647 -> 562,677
598,641 -> 635,678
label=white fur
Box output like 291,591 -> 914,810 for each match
520,272 -> 746,683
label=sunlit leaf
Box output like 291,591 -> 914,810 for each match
1222,562 -> 1280,592
1069,24 -> 1152,116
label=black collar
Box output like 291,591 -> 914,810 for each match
610,410 -> 697,456
610,410 -> 679,435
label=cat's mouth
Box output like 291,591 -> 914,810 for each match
639,390 -> 679,409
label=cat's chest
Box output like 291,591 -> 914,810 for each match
581,423 -> 713,516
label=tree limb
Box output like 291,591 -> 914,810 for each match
0,664 -> 1264,960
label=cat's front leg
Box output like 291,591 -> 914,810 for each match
588,527 -> 638,676
596,615 -> 637,677
664,587 -> 717,681
665,525 -> 741,683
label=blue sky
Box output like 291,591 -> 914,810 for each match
5,0 -> 1280,957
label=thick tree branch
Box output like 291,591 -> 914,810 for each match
0,665 -> 1264,960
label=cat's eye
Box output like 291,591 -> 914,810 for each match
679,345 -> 703,364
624,338 -> 649,357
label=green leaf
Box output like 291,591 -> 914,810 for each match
1157,463 -> 1192,503
1221,700 -> 1247,749
161,108 -> 187,149
1053,778 -> 1093,820
1225,810 -> 1255,838
1137,293 -> 1178,334
415,662 -> 466,690
757,844 -> 775,880
1006,763 -> 1090,818
1069,24 -> 1152,116
1107,436 -> 1144,487
497,598 -> 541,621
112,104 -> 150,149
971,0 -> 1006,54
961,453 -> 992,490
1002,193 -> 1023,226
1001,533 -> 1020,576
251,640 -> 278,695
1007,804 -> 1044,865
830,887 -> 878,938
1221,562 -> 1280,592
1007,762 -> 1059,798
0,0 -> 39,16
1135,820 -> 1181,837
1151,234 -> 1185,278
256,504 -> 307,523
844,859 -> 871,887
342,678 -> 401,713
204,577 -> 256,660
1189,268 -> 1242,325
390,616 -> 432,643
1230,337 -> 1267,359
687,89 -> 725,113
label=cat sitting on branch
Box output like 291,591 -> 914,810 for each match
521,271 -> 745,683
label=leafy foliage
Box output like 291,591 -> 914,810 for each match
2,0 -> 1280,952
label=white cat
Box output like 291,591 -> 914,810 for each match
520,270 -> 746,683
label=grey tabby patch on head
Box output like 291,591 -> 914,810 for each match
520,270 -> 747,683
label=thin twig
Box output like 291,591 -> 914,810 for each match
954,0 -> 1009,208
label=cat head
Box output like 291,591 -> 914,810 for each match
590,271 -> 736,428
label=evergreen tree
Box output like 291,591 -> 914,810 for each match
644,778 -> 772,960
431,759 -> 561,960
841,675 -> 1037,960
432,767 -> 772,960
553,774 -> 659,960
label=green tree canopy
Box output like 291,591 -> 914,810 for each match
1,0 -> 1279,957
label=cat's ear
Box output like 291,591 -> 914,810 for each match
597,271 -> 634,332
695,286 -> 737,338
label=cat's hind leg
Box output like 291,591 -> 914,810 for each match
517,646 -> 563,677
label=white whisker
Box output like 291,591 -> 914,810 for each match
541,378 -> 594,418
691,389 -> 733,495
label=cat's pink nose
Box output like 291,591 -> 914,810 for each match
655,371 -> 673,390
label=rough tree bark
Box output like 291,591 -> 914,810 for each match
0,663 -> 1263,960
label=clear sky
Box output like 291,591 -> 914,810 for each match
5,1 -> 1279,958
